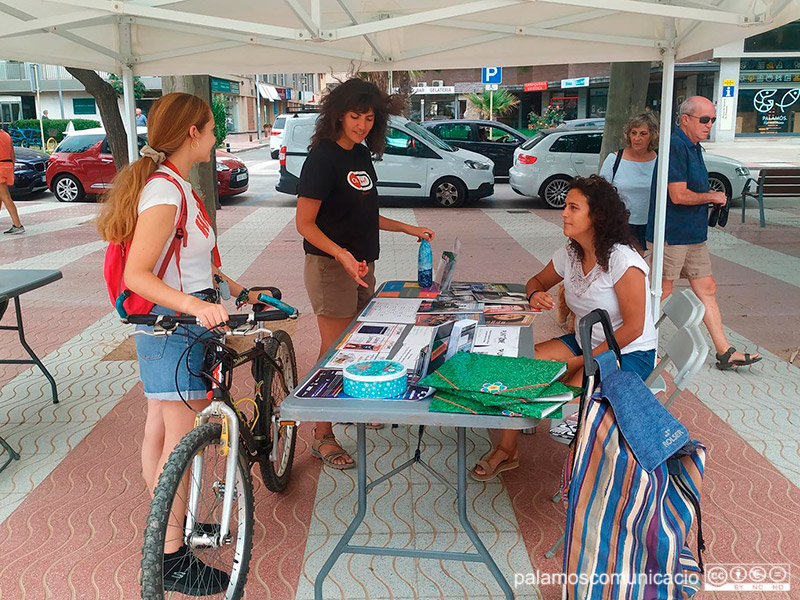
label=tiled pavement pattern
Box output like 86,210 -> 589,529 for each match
1,197 -> 799,599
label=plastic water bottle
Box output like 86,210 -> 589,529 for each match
418,238 -> 433,288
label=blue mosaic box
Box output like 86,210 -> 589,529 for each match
342,360 -> 408,399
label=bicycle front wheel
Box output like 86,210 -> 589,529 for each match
254,330 -> 298,492
141,423 -> 253,600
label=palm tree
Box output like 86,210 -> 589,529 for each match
466,89 -> 519,119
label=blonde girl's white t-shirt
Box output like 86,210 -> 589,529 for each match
552,243 -> 657,354
136,165 -> 215,294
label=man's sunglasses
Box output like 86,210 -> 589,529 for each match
687,114 -> 717,125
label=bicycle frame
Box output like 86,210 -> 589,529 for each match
184,332 -> 271,548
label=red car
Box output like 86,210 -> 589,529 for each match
46,127 -> 248,202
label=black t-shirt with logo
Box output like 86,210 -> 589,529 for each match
297,139 -> 380,263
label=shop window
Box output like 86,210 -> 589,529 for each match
589,88 -> 608,118
744,21 -> 800,53
737,88 -> 800,134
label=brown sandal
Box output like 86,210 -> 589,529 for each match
470,444 -> 520,482
310,431 -> 355,470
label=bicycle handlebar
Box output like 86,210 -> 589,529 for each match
125,309 -> 293,328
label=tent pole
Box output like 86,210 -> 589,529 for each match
119,21 -> 139,164
651,43 -> 676,323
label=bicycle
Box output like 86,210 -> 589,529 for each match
134,290 -> 299,599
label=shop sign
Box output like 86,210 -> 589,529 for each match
561,77 -> 589,88
740,72 -> 800,84
211,77 -> 240,95
524,81 -> 548,92
276,87 -> 287,100
411,86 -> 455,94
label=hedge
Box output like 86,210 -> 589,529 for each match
10,118 -> 101,142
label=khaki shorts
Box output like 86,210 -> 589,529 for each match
304,254 -> 376,318
646,241 -> 713,281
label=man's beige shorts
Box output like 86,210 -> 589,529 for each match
304,254 -> 376,318
646,241 -> 713,281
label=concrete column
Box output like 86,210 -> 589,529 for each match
714,57 -> 740,142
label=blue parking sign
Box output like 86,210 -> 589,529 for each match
482,67 -> 502,85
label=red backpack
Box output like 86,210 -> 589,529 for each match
104,172 -> 188,319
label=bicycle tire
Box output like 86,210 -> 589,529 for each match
141,423 -> 253,600
254,330 -> 298,492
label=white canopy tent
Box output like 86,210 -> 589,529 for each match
1,0 -> 798,317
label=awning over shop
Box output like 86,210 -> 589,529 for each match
258,83 -> 281,102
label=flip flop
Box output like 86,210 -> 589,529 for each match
715,346 -> 762,370
470,444 -> 520,482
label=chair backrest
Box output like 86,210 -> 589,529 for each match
646,326 -> 708,407
656,289 -> 705,330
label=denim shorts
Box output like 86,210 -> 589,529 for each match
134,294 -> 215,401
556,333 -> 656,381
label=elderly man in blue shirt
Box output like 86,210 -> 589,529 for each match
647,96 -> 760,370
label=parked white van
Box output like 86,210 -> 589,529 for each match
276,114 -> 495,207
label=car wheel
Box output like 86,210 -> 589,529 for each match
707,173 -> 732,199
53,174 -> 86,203
539,175 -> 572,209
270,149 -> 279,159
431,177 -> 467,208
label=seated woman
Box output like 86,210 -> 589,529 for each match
472,175 -> 657,481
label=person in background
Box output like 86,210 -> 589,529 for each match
599,112 -> 658,251
295,78 -> 435,470
41,110 -> 49,120
135,107 -> 148,127
646,96 -> 760,371
0,126 -> 24,235
472,176 -> 656,481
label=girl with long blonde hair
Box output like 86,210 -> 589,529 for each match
98,92 -> 263,594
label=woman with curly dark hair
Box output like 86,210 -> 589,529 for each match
472,175 -> 656,481
296,77 -> 435,470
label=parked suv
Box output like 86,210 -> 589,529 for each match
276,114 -> 495,208
509,128 -> 750,208
46,128 -> 249,202
10,147 -> 50,199
422,119 -> 526,178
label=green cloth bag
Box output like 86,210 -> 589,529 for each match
420,353 -> 567,401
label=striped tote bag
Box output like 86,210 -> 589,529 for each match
562,355 -> 706,600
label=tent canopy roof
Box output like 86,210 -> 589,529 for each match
0,0 -> 797,77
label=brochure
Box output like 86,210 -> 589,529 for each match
444,318 -> 479,360
483,312 -> 536,327
358,298 -> 422,324
471,326 -> 520,357
418,299 -> 483,314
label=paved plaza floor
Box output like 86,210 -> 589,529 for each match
0,190 -> 798,599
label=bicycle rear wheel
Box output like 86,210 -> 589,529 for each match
254,330 -> 298,492
141,423 -> 253,600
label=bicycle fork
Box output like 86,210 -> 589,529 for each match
184,360 -> 240,549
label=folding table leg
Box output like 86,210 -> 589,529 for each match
456,427 -> 514,600
0,435 -> 20,474
14,298 -> 58,404
314,423 -> 367,600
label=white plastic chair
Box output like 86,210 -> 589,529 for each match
656,289 -> 705,330
646,326 -> 709,408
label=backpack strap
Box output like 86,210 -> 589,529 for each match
146,172 -> 188,292
611,148 -> 624,182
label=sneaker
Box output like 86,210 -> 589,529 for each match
163,545 -> 230,595
3,225 -> 24,235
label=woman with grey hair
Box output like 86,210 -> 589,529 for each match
599,112 -> 659,250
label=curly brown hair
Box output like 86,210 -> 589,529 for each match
310,78 -> 402,158
567,175 -> 638,271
